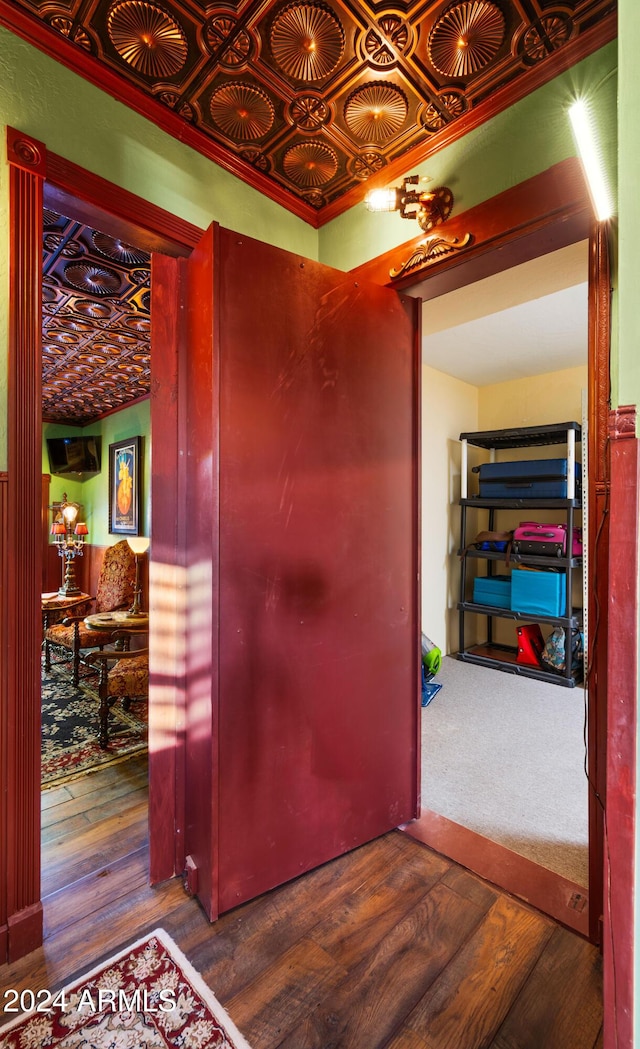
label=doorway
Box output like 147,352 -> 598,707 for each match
39,198 -> 153,900
418,241 -> 590,891
371,177 -> 610,942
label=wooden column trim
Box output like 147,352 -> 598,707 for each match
148,253 -> 186,883
5,128 -> 45,958
603,405 -> 638,1049
587,222 -> 612,946
0,472 -> 7,964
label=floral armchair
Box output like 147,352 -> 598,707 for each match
88,631 -> 149,748
43,539 -> 136,686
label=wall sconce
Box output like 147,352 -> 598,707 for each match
365,175 -> 454,233
50,494 -> 88,596
126,536 -> 150,618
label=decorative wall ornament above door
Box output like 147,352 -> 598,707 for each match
0,0 -> 616,223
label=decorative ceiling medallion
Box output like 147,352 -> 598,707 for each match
107,1 -> 188,78
47,330 -> 80,344
48,15 -> 93,51
65,319 -> 94,331
270,2 -> 345,82
92,231 -> 150,265
204,15 -> 253,68
288,94 -> 331,132
421,90 -> 467,131
209,83 -> 275,140
73,299 -> 113,318
43,208 -> 62,227
43,233 -> 84,257
283,141 -> 338,186
64,262 -> 122,296
303,189 -> 326,208
344,82 -> 408,142
349,149 -> 386,180
363,14 -> 412,67
239,148 -> 270,172
520,13 -> 573,64
428,1 -> 505,79
126,316 -> 151,331
42,286 -> 57,302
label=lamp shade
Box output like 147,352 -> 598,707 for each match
74,522 -> 89,536
127,536 -> 150,555
51,522 -> 66,535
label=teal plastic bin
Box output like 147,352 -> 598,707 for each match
511,568 -> 566,617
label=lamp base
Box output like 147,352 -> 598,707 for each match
58,584 -> 81,597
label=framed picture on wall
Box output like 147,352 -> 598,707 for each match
108,436 -> 142,535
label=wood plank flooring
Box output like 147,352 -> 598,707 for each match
0,756 -> 603,1049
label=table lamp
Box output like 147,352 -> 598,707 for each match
126,536 -> 150,617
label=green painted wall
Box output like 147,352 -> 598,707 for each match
43,400 -> 150,547
0,26 -> 319,471
318,42 -> 617,273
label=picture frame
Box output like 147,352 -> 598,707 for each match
108,436 -> 142,535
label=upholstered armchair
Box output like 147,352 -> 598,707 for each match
43,539 -> 136,686
88,631 -> 149,749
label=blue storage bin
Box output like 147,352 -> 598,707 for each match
510,568 -> 566,617
473,575 -> 511,609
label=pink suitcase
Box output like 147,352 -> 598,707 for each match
512,522 -> 583,558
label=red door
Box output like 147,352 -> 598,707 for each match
164,224 -> 420,918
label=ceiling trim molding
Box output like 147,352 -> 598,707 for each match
350,157 -> 592,296
0,3 -> 616,229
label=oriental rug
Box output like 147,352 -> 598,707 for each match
0,928 -> 252,1049
41,663 -> 147,790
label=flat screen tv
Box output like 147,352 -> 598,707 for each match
47,435 -> 101,479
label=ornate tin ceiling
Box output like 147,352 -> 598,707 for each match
2,0 -> 616,221
17,0 -> 613,423
42,209 -> 150,424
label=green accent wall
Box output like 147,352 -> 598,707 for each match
43,400 -> 150,547
318,42 -> 617,274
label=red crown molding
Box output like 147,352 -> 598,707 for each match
0,1 -> 616,230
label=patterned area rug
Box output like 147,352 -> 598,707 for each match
0,928 -> 252,1048
42,662 -> 147,790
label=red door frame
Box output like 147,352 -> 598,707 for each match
1,126 -> 203,963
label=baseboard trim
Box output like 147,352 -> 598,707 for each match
7,901 -> 44,961
401,809 -> 589,938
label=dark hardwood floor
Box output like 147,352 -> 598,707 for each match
0,755 -> 603,1048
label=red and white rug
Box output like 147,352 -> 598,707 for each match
0,929 -> 252,1049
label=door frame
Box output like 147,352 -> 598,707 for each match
351,156 -> 610,946
1,126 -> 204,963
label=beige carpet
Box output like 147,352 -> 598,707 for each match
421,655 -> 589,886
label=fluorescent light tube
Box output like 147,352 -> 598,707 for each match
568,98 -> 614,221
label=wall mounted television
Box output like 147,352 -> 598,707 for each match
47,435 -> 102,479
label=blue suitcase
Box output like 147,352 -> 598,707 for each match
473,458 -> 581,499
